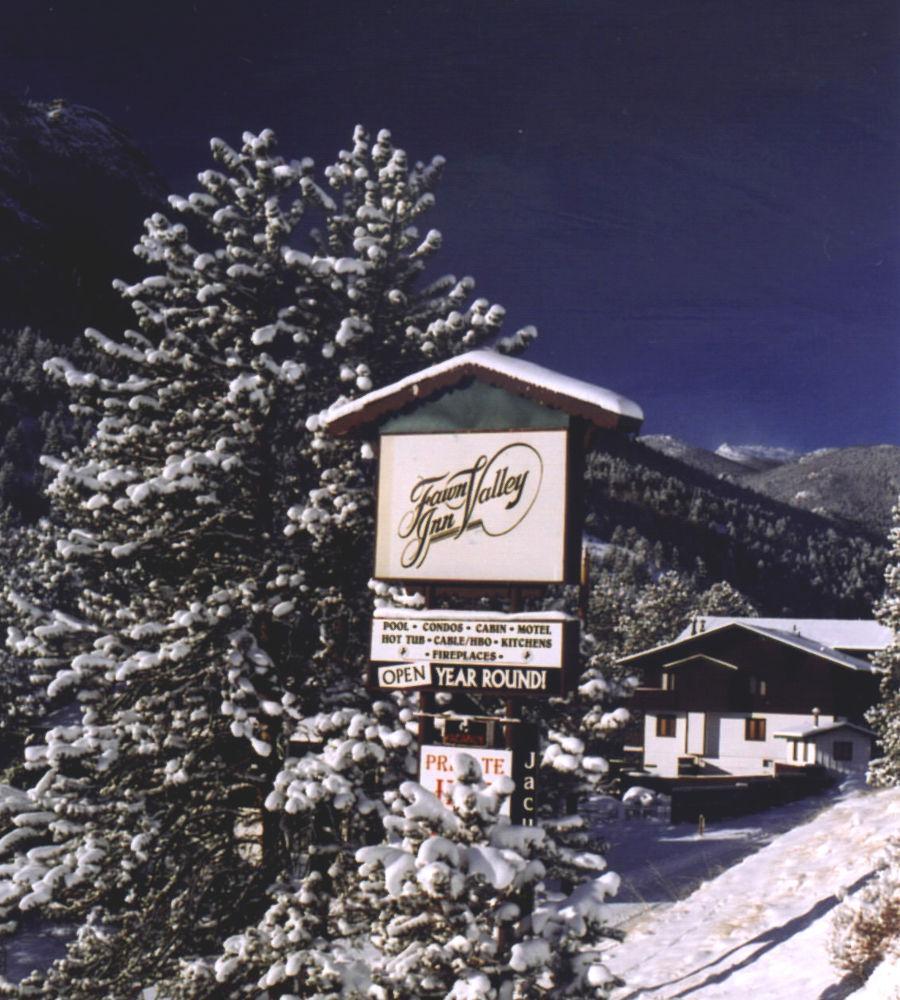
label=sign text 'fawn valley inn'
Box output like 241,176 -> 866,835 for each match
374,429 -> 569,583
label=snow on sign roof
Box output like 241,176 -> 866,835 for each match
322,349 -> 644,436
373,607 -> 576,622
677,617 -> 892,651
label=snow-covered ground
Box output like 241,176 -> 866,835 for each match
599,782 -> 900,999
4,782 -> 897,995
595,784 -> 843,929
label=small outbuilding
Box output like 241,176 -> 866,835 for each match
773,721 -> 875,777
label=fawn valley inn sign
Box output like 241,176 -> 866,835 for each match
322,349 -> 644,700
323,350 -> 642,821
375,429 -> 568,583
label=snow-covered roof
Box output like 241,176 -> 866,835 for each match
323,349 -> 644,436
620,621 -> 878,673
752,625 -> 877,673
677,617 -> 891,652
773,721 -> 875,740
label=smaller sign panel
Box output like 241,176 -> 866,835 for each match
420,745 -> 514,816
375,662 -> 432,689
441,718 -> 492,748
511,723 -> 540,825
429,663 -> 563,695
371,613 -> 571,669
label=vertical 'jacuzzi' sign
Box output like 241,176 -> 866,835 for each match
375,429 -> 569,582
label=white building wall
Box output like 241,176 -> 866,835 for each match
685,712 -> 706,755
643,711 -> 843,777
712,712 -> 835,775
643,712 -> 686,777
814,731 -> 872,775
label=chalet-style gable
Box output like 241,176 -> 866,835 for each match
621,621 -> 878,675
323,349 -> 644,437
664,654 -> 739,671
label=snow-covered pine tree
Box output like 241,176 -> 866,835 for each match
0,517 -> 75,767
355,754 -> 619,999
0,126 -> 533,996
868,497 -> 900,787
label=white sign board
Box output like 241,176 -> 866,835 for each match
374,429 -> 569,582
372,612 -> 568,668
419,744 -> 513,816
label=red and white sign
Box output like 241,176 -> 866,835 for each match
419,745 -> 513,816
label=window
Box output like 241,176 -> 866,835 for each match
833,741 -> 854,762
749,676 -> 768,697
745,717 -> 766,741
662,671 -> 675,691
656,715 -> 677,738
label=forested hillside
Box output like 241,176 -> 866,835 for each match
642,433 -> 900,538
747,444 -> 900,535
586,431 -> 885,618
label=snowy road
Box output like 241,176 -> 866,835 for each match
599,784 -> 900,999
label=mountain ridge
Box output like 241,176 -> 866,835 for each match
641,434 -> 899,537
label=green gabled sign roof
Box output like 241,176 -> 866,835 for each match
322,349 -> 644,437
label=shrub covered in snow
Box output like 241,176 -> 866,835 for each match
355,754 -> 621,999
830,837 -> 900,982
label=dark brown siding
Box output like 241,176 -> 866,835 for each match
630,626 -> 877,719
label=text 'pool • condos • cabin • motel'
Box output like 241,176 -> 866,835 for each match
621,617 -> 888,779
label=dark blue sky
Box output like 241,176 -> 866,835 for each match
3,0 -> 898,450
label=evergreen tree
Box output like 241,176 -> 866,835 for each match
0,126 -> 531,996
0,327 -> 93,521
355,755 -> 619,999
868,498 -> 900,786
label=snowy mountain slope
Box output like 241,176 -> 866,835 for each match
639,435 -> 899,537
639,435 -> 752,479
746,444 -> 900,536
601,784 -> 900,999
715,442 -> 799,470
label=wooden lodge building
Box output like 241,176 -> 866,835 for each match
621,617 -> 888,780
